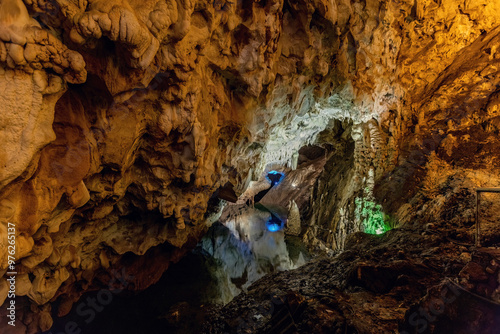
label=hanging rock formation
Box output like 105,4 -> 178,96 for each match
0,0 -> 500,332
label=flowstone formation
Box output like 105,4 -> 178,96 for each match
0,0 -> 359,331
0,0 -> 499,332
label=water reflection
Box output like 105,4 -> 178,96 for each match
200,204 -> 307,303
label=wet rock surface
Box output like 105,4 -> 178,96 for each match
1,0 -> 500,332
203,225 -> 500,334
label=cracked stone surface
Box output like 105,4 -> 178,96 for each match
0,0 -> 500,332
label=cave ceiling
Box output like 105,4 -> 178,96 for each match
1,0 -> 500,332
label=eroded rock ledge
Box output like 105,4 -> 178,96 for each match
203,224 -> 500,333
0,0 -> 500,332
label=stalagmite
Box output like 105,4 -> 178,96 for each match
285,200 -> 301,236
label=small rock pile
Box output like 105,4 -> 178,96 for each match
459,251 -> 500,303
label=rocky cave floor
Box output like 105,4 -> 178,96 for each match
202,218 -> 500,334
45,203 -> 500,334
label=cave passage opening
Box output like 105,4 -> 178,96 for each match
266,170 -> 285,186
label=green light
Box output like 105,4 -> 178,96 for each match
355,198 -> 393,235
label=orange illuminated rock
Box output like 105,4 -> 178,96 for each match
1,0 -> 500,332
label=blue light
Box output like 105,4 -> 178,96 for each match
266,170 -> 285,186
265,216 -> 284,232
267,223 -> 281,232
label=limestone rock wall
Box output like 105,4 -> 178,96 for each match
0,0 -> 350,332
1,0 -> 500,332
304,0 -> 500,250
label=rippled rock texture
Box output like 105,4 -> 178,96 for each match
1,0 -> 500,332
203,228 -> 500,334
